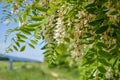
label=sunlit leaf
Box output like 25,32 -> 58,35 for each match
34,28 -> 41,39
35,6 -> 48,12
31,16 -> 44,21
18,39 -> 25,43
55,48 -> 62,55
20,46 -> 26,52
42,18 -> 49,24
80,33 -> 93,39
82,40 -> 94,44
30,40 -> 37,45
15,41 -> 20,47
55,43 -> 67,55
13,45 -> 18,51
20,28 -> 31,35
28,43 -> 35,49
17,34 -> 27,39
27,23 -> 40,27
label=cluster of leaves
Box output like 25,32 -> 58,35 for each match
1,0 -> 120,79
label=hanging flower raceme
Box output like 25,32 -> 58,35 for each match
70,10 -> 90,61
53,17 -> 66,44
70,26 -> 83,61
53,4 -> 73,44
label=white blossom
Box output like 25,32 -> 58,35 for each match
53,18 -> 66,44
105,67 -> 113,79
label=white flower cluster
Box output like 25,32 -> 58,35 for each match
70,27 -> 83,61
105,67 -> 113,79
70,11 -> 90,61
71,48 -> 83,61
53,18 -> 66,44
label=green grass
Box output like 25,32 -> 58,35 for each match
0,61 -> 79,80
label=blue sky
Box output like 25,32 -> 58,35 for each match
0,2 -> 44,62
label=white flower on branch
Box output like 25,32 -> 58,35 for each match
53,18 -> 66,44
56,18 -> 63,25
105,67 -> 113,79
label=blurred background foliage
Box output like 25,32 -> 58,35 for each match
0,61 -> 79,80
0,0 -> 120,79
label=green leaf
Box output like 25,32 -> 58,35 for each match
117,32 -> 120,41
23,12 -> 27,22
13,45 -> 18,51
14,18 -> 17,22
85,3 -> 96,14
35,6 -> 48,12
30,40 -> 37,45
28,43 -> 35,49
20,28 -> 31,35
96,42 -> 107,48
82,40 -> 94,44
44,51 -> 50,57
20,46 -> 26,52
118,63 -> 120,72
47,3 -> 59,14
85,3 -> 95,9
97,6 -> 108,12
96,0 -> 108,5
17,34 -> 27,39
15,42 -> 20,47
103,20 -> 109,26
27,23 -> 40,27
18,39 -> 25,43
98,50 -> 112,59
31,16 -> 44,21
82,59 -> 95,66
110,11 -> 118,15
42,18 -> 49,24
98,66 -> 106,73
23,27 -> 35,31
55,43 -> 67,54
98,58 -> 110,66
34,28 -> 41,39
96,14 -> 106,20
41,44 -> 47,50
6,22 -> 10,26
80,33 -> 93,39
55,48 -> 62,55
9,48 -> 13,52
95,25 -> 108,34
89,20 -> 101,26
19,17 -> 23,24
64,38 -> 70,43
